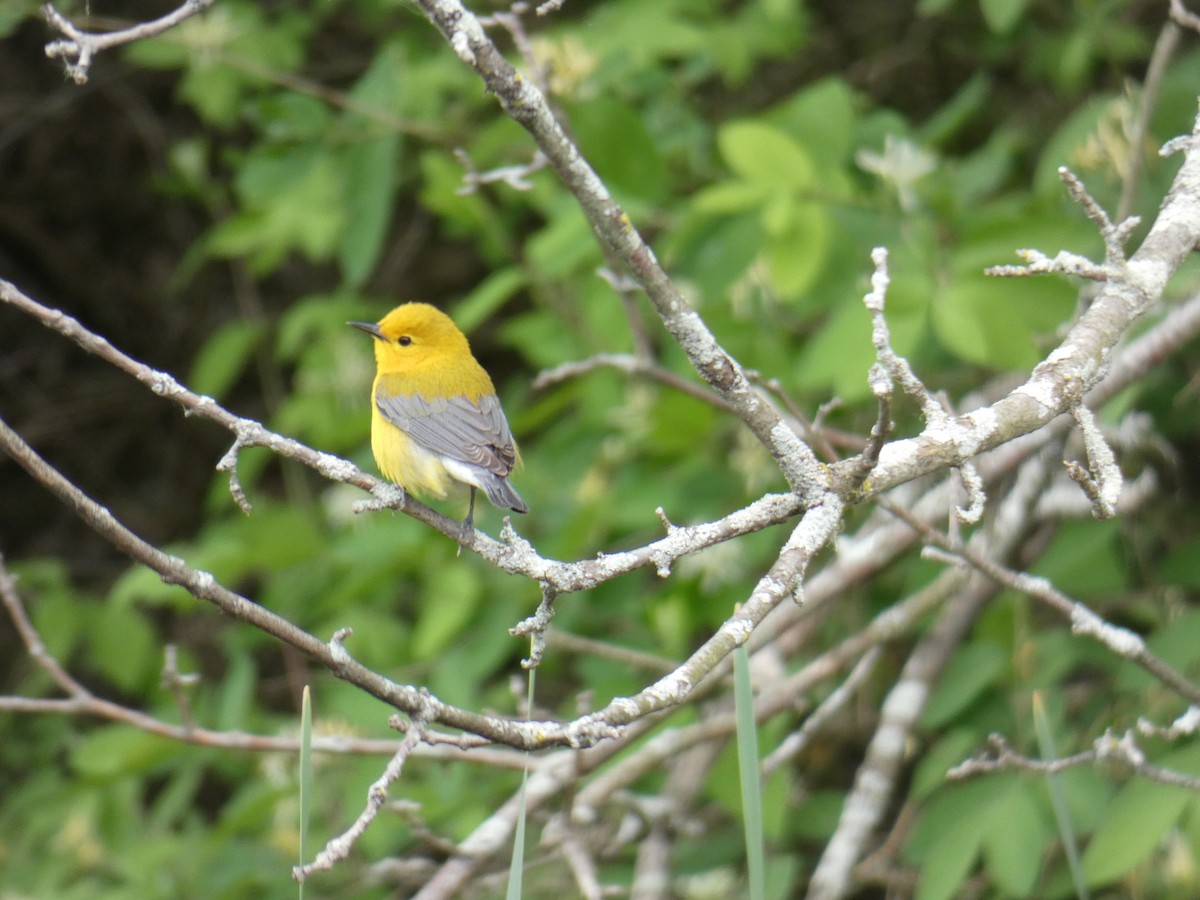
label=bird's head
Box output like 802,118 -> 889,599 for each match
349,302 -> 472,374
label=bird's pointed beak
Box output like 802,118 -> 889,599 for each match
348,320 -> 385,340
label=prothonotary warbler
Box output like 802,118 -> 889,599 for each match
349,303 -> 527,537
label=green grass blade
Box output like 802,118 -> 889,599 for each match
1033,691 -> 1089,900
735,644 -> 766,900
506,767 -> 530,900
506,664 -> 536,900
299,685 -> 313,900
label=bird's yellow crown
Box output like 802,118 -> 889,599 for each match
360,302 -> 495,401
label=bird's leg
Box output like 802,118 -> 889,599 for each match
458,487 -> 477,555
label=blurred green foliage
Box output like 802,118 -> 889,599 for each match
3,0 -> 1200,896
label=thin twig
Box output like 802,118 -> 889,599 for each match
534,352 -> 737,413
761,647 -> 882,775
295,702 -> 434,882
949,731 -> 1200,793
43,0 -> 216,84
880,499 -> 1200,704
1118,17 -> 1182,221
160,645 -> 200,731
455,147 -> 549,194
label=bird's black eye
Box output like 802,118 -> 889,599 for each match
397,335 -> 413,347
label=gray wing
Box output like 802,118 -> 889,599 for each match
374,389 -> 517,477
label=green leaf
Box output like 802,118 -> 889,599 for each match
908,783 -> 993,900
1033,692 -> 1088,899
793,253 -> 930,398
338,46 -> 406,286
921,641 -> 1008,729
568,97 -> 669,204
692,180 -> 773,215
276,293 -> 373,362
127,2 -> 309,127
208,147 -> 345,273
215,651 -> 258,731
770,78 -> 858,170
109,562 -> 195,611
72,727 -> 182,780
791,299 -> 876,401
1082,746 -> 1200,886
982,783 -> 1048,896
454,267 -> 527,335
88,603 -> 158,693
0,2 -> 36,40
980,0 -> 1031,35
918,74 -> 992,148
207,504 -> 327,579
329,608 -> 409,670
940,130 -> 1018,207
339,133 -> 399,286
580,0 -> 705,79
188,320 -> 265,400
1033,95 -> 1115,196
1031,520 -> 1124,598
912,730 -> 987,800
1156,537 -> 1200,588
762,200 -> 830,298
669,212 -> 764,299
1119,608 -> 1200,693
932,275 -> 1074,369
783,791 -> 841,842
410,564 -> 483,660
526,203 -> 601,279
26,566 -> 90,663
718,121 -> 815,190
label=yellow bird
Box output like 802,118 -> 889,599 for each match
349,303 -> 527,535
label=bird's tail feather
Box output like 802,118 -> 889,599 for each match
482,476 -> 528,514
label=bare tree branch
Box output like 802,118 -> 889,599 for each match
411,0 -> 829,500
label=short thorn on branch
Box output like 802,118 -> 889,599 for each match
1066,405 -> 1123,519
845,363 -> 893,489
352,482 -> 409,515
954,461 -> 986,525
510,586 -> 557,668
454,147 -> 548,194
329,628 -> 355,666
216,438 -> 252,515
596,266 -> 642,295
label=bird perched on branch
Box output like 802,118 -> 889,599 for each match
349,303 -> 527,539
